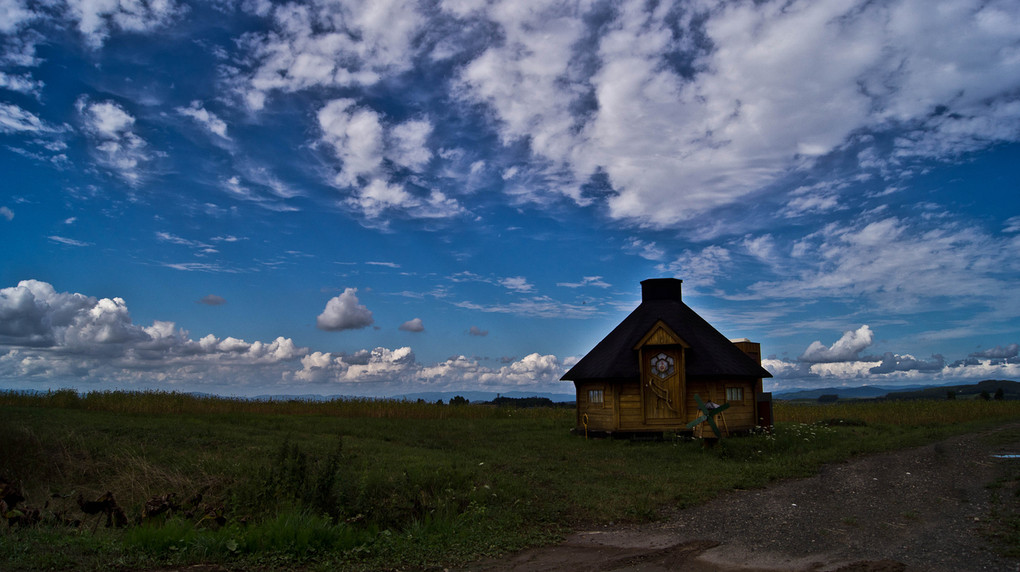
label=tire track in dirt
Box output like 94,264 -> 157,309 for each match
463,424 -> 1020,572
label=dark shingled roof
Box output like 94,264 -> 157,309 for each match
561,279 -> 772,382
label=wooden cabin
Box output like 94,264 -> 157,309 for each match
561,278 -> 772,436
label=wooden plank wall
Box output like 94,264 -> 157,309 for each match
575,382 -> 615,431
684,379 -> 756,431
618,383 -> 642,429
577,378 -> 759,433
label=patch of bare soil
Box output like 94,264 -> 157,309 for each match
463,424 -> 1020,572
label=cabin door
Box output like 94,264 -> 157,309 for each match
642,349 -> 683,423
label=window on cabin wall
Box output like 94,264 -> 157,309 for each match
726,387 -> 744,402
588,388 -> 604,407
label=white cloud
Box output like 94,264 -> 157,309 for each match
349,179 -> 415,219
0,206 -> 12,221
417,352 -> 566,388
799,325 -> 874,363
239,0 -> 424,110
766,344 -> 1020,391
0,71 -> 42,95
317,99 -> 453,220
220,174 -> 299,213
557,276 -> 611,289
745,215 -> 1020,316
454,295 -> 595,319
742,235 -> 775,262
0,102 -> 51,133
177,101 -> 229,140
0,0 -> 36,34
77,98 -> 149,185
0,280 -> 574,393
294,346 -> 417,384
389,119 -> 433,171
659,245 -> 732,287
0,280 -> 312,389
399,317 -> 424,332
316,288 -> 374,331
450,0 -> 1020,226
48,235 -> 92,247
499,276 -> 534,293
454,0 -> 589,203
1003,216 -> 1020,234
318,99 -> 384,186
65,0 -> 183,48
625,238 -> 665,261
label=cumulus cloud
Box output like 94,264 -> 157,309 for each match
468,325 -> 488,337
799,325 -> 874,363
0,280 -> 303,366
293,348 -> 571,391
316,288 -> 374,331
238,0 -> 424,111
389,119 -> 433,171
399,318 -> 424,332
0,206 -> 12,221
77,98 -> 149,185
0,280 -> 572,393
294,346 -> 416,384
447,0 -> 1020,226
418,352 -> 565,388
765,326 -> 1020,390
317,99 -> 452,220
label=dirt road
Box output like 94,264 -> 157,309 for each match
464,424 -> 1020,572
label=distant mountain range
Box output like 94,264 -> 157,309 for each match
774,379 -> 1019,401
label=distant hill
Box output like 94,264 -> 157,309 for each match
884,379 -> 1020,400
775,379 -> 1019,401
774,385 -> 930,400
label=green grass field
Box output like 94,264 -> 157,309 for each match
2,389 -> 1018,570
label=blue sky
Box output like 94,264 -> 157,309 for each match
2,0 -> 1019,397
